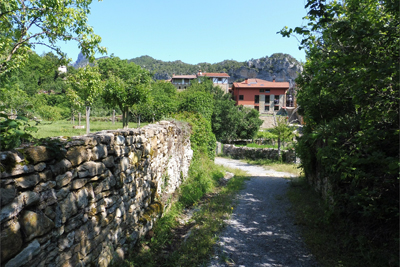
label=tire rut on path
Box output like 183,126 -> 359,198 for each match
208,157 -> 318,267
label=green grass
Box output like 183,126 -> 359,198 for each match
287,176 -> 399,267
244,158 -> 302,176
119,155 -> 248,267
32,120 -> 148,139
236,143 -> 278,149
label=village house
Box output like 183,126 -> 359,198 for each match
170,71 -> 230,92
196,71 -> 230,93
170,74 -> 197,90
232,78 -> 290,114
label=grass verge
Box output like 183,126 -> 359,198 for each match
244,158 -> 302,176
120,156 -> 248,267
287,176 -> 399,267
32,120 -> 148,139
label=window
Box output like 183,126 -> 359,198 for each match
274,106 -> 279,111
274,95 -> 280,105
265,89 -> 270,93
259,89 -> 264,92
265,95 -> 270,103
255,95 -> 259,104
265,106 -> 269,111
255,106 -> 259,111
218,78 -> 222,82
239,95 -> 244,100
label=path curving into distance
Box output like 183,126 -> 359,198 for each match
208,157 -> 318,267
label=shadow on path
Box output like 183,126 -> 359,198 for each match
208,158 -> 318,267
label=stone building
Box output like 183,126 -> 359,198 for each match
169,71 -> 230,92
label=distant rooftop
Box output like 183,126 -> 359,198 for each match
172,75 -> 197,79
233,78 -> 289,88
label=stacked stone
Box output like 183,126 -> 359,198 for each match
0,121 -> 193,267
222,144 -> 296,163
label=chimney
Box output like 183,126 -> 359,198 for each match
198,70 -> 202,76
272,75 -> 276,82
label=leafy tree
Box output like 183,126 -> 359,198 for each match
0,114 -> 37,151
0,86 -> 34,117
178,77 -> 215,122
280,0 -> 399,260
235,107 -> 263,140
212,91 -> 262,142
99,56 -> 152,128
66,88 -> 83,124
172,112 -> 216,160
269,114 -> 296,157
0,0 -> 106,75
139,81 -> 179,122
67,65 -> 103,133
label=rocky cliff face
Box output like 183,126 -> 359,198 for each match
227,54 -> 303,87
72,52 -> 87,68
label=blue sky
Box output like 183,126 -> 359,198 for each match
36,0 -> 309,64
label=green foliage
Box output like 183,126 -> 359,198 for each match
67,65 -> 103,107
288,176 -> 397,266
235,107 -> 263,140
270,115 -> 297,156
0,87 -> 34,118
280,0 -> 399,257
179,154 -> 221,207
179,78 -> 263,143
212,89 -> 263,142
178,90 -> 214,122
172,112 -> 216,160
0,114 -> 37,150
127,54 -> 300,81
0,0 -> 106,75
256,130 -> 277,144
139,81 -> 179,122
98,56 -> 152,128
124,155 -> 247,267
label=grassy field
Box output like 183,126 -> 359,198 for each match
32,120 -> 149,139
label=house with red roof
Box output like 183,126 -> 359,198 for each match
232,78 -> 290,114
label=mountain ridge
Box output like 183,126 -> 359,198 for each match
73,53 -> 303,84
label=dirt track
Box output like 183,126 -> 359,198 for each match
207,157 -> 318,267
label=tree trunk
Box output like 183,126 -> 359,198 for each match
122,110 -> 125,128
138,114 -> 141,128
277,136 -> 281,159
112,110 -> 115,125
124,107 -> 129,129
72,113 -> 75,125
86,106 -> 90,134
78,112 -> 81,126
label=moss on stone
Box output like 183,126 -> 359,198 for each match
138,202 -> 163,225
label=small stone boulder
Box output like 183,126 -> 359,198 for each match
19,210 -> 55,241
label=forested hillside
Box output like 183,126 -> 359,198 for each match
73,53 -> 302,84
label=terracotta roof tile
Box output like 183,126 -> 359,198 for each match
199,73 -> 230,78
233,78 -> 289,88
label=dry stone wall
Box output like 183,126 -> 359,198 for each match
222,144 -> 296,163
0,121 -> 193,267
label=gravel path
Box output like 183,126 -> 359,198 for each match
208,157 -> 318,267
